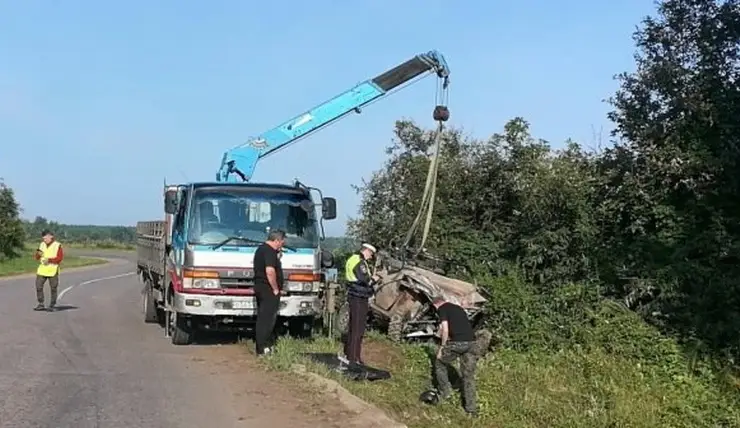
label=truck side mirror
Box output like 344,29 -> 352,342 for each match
322,197 -> 337,220
164,190 -> 178,214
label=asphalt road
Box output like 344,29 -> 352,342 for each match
0,252 -> 355,428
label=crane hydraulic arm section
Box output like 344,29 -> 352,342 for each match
216,50 -> 451,183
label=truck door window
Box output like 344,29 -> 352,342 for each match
173,189 -> 187,233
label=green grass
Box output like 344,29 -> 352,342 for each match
0,250 -> 107,277
25,240 -> 135,251
256,326 -> 740,428
63,241 -> 135,251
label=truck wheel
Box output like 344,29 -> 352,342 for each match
142,282 -> 158,324
387,314 -> 404,342
288,316 -> 314,339
334,300 -> 350,336
170,312 -> 193,345
473,328 -> 494,358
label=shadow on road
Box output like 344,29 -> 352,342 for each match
189,323 -> 319,347
303,352 -> 392,381
41,305 -> 79,312
192,331 -> 244,346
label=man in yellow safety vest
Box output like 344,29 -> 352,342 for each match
33,230 -> 65,311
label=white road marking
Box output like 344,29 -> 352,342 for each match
58,272 -> 136,301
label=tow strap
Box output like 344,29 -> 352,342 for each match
401,78 -> 450,256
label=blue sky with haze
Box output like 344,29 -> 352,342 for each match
0,0 -> 655,236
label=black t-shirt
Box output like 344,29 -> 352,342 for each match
437,302 -> 475,342
253,243 -> 283,290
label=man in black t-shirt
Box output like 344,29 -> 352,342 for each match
252,229 -> 286,356
432,297 -> 478,416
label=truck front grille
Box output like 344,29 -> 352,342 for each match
220,278 -> 254,289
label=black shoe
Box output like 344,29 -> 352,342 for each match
48,303 -> 56,311
34,304 -> 45,311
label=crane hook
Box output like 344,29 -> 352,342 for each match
433,105 -> 450,122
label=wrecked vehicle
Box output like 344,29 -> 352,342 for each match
335,249 -> 492,346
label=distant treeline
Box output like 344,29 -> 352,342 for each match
24,216 -> 355,251
24,217 -> 136,247
321,236 -> 358,253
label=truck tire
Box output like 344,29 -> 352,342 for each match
387,314 -> 404,342
170,312 -> 193,345
142,282 -> 158,324
472,328 -> 494,358
334,300 -> 350,336
288,316 -> 314,339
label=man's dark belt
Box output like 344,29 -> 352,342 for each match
347,281 -> 373,299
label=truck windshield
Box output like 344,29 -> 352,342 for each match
187,188 -> 319,248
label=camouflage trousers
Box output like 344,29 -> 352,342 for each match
434,341 -> 477,413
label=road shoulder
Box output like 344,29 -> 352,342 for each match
0,257 -> 113,282
190,342 -> 406,428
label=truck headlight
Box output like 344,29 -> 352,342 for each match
182,269 -> 220,289
285,281 -> 314,292
196,278 -> 220,289
285,282 -> 302,292
183,278 -> 220,289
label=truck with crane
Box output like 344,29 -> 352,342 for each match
135,50 -> 451,345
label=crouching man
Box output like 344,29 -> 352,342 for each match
432,296 -> 478,417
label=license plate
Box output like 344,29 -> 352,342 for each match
231,300 -> 254,309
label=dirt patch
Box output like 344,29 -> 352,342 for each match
292,363 -> 407,428
361,339 -> 405,368
189,343 -> 374,428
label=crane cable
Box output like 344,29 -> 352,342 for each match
400,78 -> 450,256
401,121 -> 443,254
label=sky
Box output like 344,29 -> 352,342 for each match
0,0 -> 656,236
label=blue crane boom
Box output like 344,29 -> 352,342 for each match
216,50 -> 451,183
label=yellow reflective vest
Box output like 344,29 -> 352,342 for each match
37,241 -> 61,277
344,253 -> 374,299
345,253 -> 367,282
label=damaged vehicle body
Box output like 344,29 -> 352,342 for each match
336,250 -> 492,347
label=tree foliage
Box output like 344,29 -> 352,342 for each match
351,0 -> 740,362
604,0 -> 740,360
350,118 -> 601,286
0,179 -> 25,259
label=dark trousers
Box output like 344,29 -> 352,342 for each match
254,283 -> 280,354
344,295 -> 369,363
435,341 -> 477,413
35,274 -> 59,305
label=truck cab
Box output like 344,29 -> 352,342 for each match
140,180 -> 336,345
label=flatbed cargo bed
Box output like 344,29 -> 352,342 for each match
136,220 -> 166,277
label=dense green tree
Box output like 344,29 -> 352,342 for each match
603,0 -> 740,358
0,179 -> 25,259
349,118 -> 600,286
